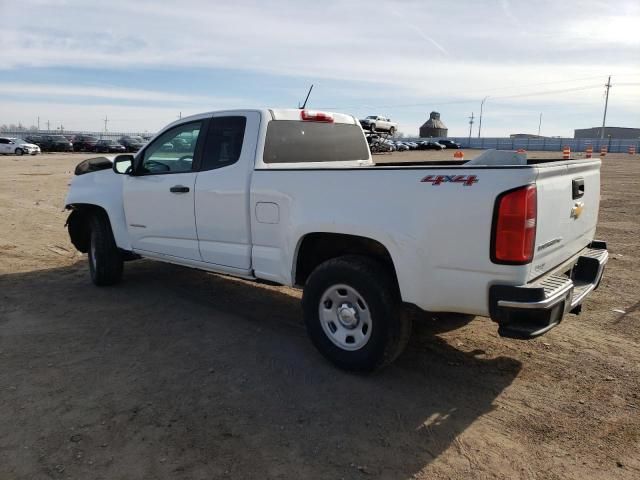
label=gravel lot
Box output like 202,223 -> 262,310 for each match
0,151 -> 638,479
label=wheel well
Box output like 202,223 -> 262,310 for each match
65,204 -> 108,253
294,233 -> 397,287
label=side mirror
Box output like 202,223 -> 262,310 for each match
113,154 -> 134,175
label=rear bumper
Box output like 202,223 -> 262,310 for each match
489,241 -> 608,339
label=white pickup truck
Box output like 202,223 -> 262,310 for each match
64,108 -> 608,371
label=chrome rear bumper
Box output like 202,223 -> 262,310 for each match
489,241 -> 608,339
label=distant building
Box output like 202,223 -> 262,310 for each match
574,127 -> 640,139
510,133 -> 546,139
419,112 -> 448,137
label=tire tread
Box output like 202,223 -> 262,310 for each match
302,255 -> 411,371
89,212 -> 123,286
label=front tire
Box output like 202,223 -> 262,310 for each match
389,127 -> 396,136
88,212 -> 123,286
15,148 -> 24,156
302,255 -> 411,371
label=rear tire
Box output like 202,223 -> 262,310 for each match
88,212 -> 123,286
389,127 -> 396,136
370,123 -> 376,132
15,148 -> 23,156
302,255 -> 411,371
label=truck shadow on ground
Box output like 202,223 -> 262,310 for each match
0,260 -> 521,479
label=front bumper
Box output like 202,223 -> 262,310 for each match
489,241 -> 608,339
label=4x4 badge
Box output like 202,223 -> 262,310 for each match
421,174 -> 478,186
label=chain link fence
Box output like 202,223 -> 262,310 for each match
0,130 -> 155,141
409,137 -> 639,153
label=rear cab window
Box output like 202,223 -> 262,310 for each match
262,110 -> 371,167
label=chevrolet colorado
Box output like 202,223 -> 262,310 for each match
64,108 -> 607,371
359,115 -> 398,134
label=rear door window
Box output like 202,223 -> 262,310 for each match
263,121 -> 369,163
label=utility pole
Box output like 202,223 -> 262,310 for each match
179,112 -> 182,119
46,120 -> 50,131
601,75 -> 612,139
103,116 -> 109,132
37,116 -> 40,131
468,112 -> 475,146
537,113 -> 542,136
478,96 -> 488,138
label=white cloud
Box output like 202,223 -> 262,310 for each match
0,0 -> 638,135
0,100 -> 211,132
0,83 -> 242,104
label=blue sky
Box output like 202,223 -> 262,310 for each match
0,0 -> 638,136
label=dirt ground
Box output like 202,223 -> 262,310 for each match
0,151 -> 638,480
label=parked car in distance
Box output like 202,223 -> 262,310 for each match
437,139 -> 462,149
394,142 -> 410,151
382,139 -> 396,152
419,141 -> 445,151
0,137 -> 41,155
359,115 -> 398,134
72,134 -> 99,152
95,139 -> 126,153
118,135 -> 146,152
27,134 -> 73,152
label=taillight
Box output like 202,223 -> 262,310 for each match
300,110 -> 334,123
491,185 -> 537,264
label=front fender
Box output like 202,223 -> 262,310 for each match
64,169 -> 131,250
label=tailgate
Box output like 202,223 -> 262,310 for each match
530,159 -> 601,280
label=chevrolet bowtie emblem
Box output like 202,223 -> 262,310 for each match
571,201 -> 584,219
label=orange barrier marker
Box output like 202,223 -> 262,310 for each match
585,145 -> 593,158
453,150 -> 464,161
562,146 -> 570,159
629,145 -> 636,155
600,146 -> 607,157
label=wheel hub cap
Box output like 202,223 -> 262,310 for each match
337,303 -> 358,328
318,284 -> 372,351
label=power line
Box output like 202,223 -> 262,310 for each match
459,74 -> 606,97
493,84 -> 602,100
318,84 -> 603,111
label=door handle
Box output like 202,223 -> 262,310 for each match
170,185 -> 190,193
572,178 -> 584,199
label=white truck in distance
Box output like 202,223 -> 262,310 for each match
64,108 -> 608,371
359,115 -> 398,134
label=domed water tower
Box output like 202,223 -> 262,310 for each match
419,111 -> 448,137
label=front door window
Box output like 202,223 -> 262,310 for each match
139,121 -> 202,174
